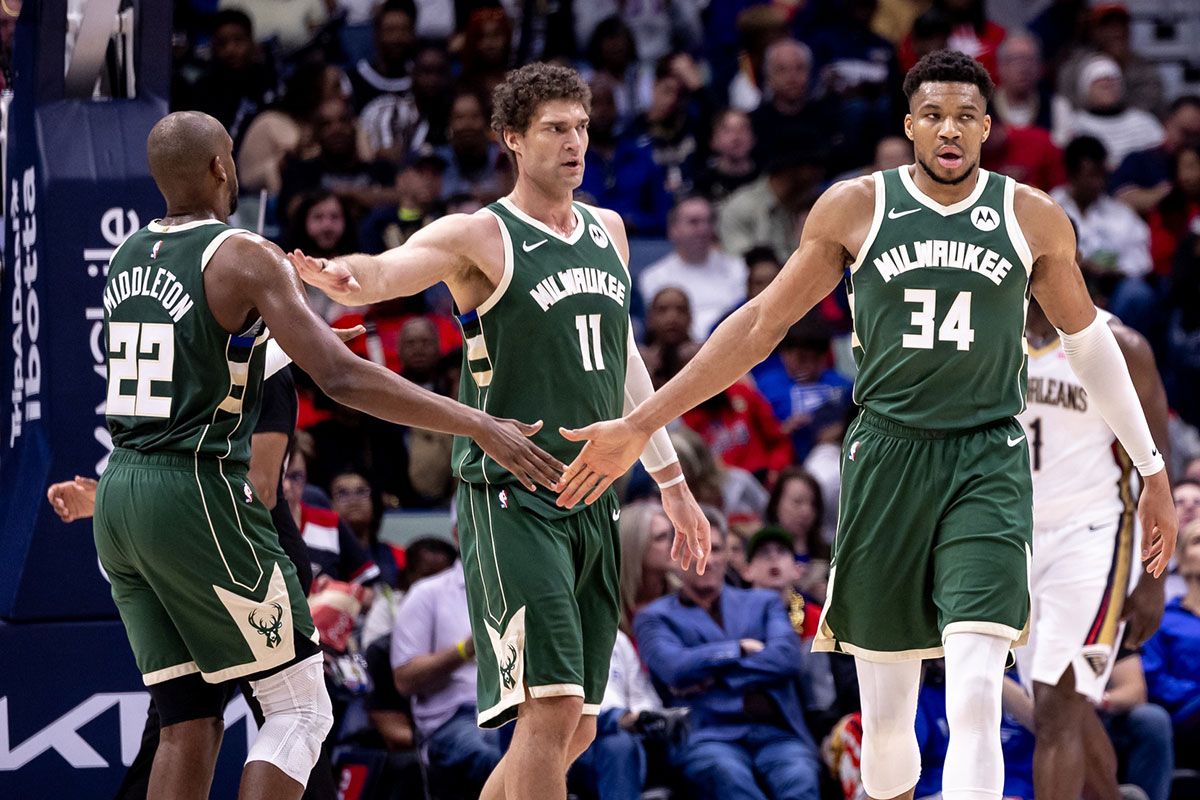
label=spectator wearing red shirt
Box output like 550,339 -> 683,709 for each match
1147,144 -> 1200,276
982,114 -> 1066,192
899,0 -> 1004,78
682,370 -> 794,482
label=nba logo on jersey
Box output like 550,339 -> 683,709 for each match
242,482 -> 254,503
499,489 -> 509,509
970,206 -> 999,231
588,224 -> 608,248
150,240 -> 163,258
849,441 -> 861,461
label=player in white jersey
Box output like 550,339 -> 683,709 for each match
1017,298 -> 1169,800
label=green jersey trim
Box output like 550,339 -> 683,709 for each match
849,171 -> 886,276
147,218 -> 226,233
477,210 -> 516,316
898,166 -> 991,216
497,196 -> 586,245
1003,177 -> 1034,275
575,202 -> 629,274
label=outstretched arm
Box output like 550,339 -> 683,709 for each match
557,178 -> 871,501
1024,187 -> 1177,576
211,234 -> 563,492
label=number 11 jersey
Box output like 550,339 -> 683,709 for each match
848,168 -> 1033,430
452,199 -> 630,506
103,219 -> 266,466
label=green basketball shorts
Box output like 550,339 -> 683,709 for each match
457,482 -> 621,729
813,409 -> 1033,662
93,448 -> 317,685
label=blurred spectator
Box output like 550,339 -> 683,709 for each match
725,4 -> 790,113
694,108 -> 760,207
640,288 -> 694,390
764,467 -> 829,602
577,74 -> 672,235
1112,96 -> 1200,215
182,9 -> 280,145
640,196 -> 748,339
584,16 -> 649,124
706,246 -> 784,335
626,55 -> 705,196
575,0 -> 701,70
981,112 -> 1065,192
1026,0 -> 1089,79
459,8 -> 513,102
806,0 -> 902,163
1166,233 -> 1200,429
1142,519 -> 1200,771
1099,653 -> 1176,800
359,154 -> 447,254
409,42 -> 454,152
801,408 -> 851,548
937,0 -> 1006,77
635,522 -> 823,800
285,190 -> 361,320
750,40 -> 830,171
1187,458 -> 1200,483
282,440 -> 381,589
831,133 -> 913,182
278,98 -> 400,222
618,500 -> 677,634
434,90 -> 508,202
755,315 -> 853,462
361,536 -> 458,649
719,151 -> 820,264
1056,3 -> 1164,118
219,0 -> 330,54
330,470 -> 402,585
897,8 -> 952,73
1051,136 -> 1152,318
397,316 -> 453,394
1147,144 -> 1200,277
391,546 -> 503,796
681,371 -> 794,482
992,31 -> 1056,132
1054,55 -> 1163,171
671,427 -> 770,519
237,60 -> 340,194
570,628 -> 678,800
1167,480 -> 1200,602
350,0 -> 418,110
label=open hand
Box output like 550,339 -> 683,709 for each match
288,248 -> 361,301
556,418 -> 649,508
473,416 -> 564,492
661,482 -> 710,574
1137,470 -> 1177,578
47,476 -> 98,523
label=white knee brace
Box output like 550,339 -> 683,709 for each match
246,653 -> 334,787
855,657 -> 922,799
942,632 -> 1009,800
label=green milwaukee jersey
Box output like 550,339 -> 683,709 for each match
103,219 -> 267,466
452,199 -> 630,512
848,167 -> 1032,429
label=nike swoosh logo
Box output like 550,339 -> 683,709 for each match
1088,523 -> 1107,531
1007,435 -> 1026,447
522,239 -> 548,252
888,207 -> 920,219
612,508 -> 621,522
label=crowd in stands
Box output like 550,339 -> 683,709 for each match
61,0 -> 1200,796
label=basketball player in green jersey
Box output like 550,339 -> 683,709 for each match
558,50 -> 1178,800
94,111 -> 562,800
290,63 -> 709,800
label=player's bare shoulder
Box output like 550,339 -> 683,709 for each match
807,174 -> 877,260
1012,182 -> 1075,264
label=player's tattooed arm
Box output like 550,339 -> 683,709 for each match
288,213 -> 498,308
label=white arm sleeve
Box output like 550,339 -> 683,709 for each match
264,338 -> 293,379
624,327 -> 679,474
1059,314 -> 1164,476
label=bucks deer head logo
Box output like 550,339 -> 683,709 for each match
499,643 -> 518,690
248,602 -> 284,649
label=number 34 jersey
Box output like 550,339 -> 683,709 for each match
103,219 -> 267,466
452,199 -> 630,498
848,168 -> 1033,430
1017,310 -> 1131,528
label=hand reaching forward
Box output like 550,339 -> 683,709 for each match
556,418 -> 649,508
474,416 -> 565,493
1137,470 -> 1177,579
47,476 -> 98,523
661,482 -> 711,574
288,248 -> 361,301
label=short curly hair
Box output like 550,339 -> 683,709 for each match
902,49 -> 995,103
491,62 -> 591,139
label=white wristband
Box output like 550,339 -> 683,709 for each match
656,474 -> 686,490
